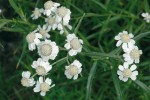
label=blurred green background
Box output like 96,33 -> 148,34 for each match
0,0 -> 150,100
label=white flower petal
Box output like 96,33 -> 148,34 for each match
116,40 -> 122,47
118,65 -> 124,71
45,78 -> 52,85
40,91 -> 46,96
73,74 -> 78,80
39,77 -> 43,83
117,70 -> 122,75
122,77 -> 128,82
69,49 -> 77,56
22,71 -> 31,78
130,65 -> 137,71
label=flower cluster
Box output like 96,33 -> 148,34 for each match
21,0 -> 83,96
115,31 -> 142,82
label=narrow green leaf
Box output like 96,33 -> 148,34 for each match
0,21 -> 10,29
74,13 -> 85,34
8,0 -> 27,22
112,66 -> 123,100
86,61 -> 98,100
16,43 -> 27,69
91,0 -> 107,11
134,80 -> 150,94
134,31 -> 150,41
81,52 -> 121,59
70,3 -> 84,13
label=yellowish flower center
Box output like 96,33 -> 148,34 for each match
70,38 -> 81,50
21,78 -> 30,87
67,65 -> 79,76
120,34 -> 130,43
36,66 -> 46,75
40,82 -> 50,92
44,1 -> 53,10
39,29 -> 46,36
123,69 -> 132,78
26,33 -> 35,43
130,49 -> 140,59
33,9 -> 40,16
57,7 -> 68,17
48,17 -> 55,25
40,44 -> 52,56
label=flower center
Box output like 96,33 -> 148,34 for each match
39,29 -> 46,36
26,33 -> 35,43
40,44 -> 52,56
40,82 -> 50,92
44,1 -> 53,10
130,49 -> 140,59
21,78 -> 30,87
57,7 -> 68,17
123,69 -> 132,78
120,34 -> 130,43
33,9 -> 40,16
36,66 -> 46,75
70,38 -> 81,50
48,17 -> 55,25
67,65 -> 79,76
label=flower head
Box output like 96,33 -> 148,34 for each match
56,6 -> 71,25
65,60 -> 82,80
43,1 -> 60,16
33,77 -> 55,96
115,31 -> 135,49
117,62 -> 138,82
26,31 -> 42,51
141,12 -> 150,23
38,40 -> 59,61
32,58 -> 52,76
37,25 -> 50,39
64,34 -> 83,56
31,8 -> 44,20
123,45 -> 142,64
45,16 -> 58,31
21,71 -> 35,87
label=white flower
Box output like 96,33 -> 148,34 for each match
43,1 -> 60,16
33,77 -> 55,96
123,45 -> 142,64
31,58 -> 52,76
65,60 -> 82,80
38,40 -> 59,61
56,6 -> 71,26
45,16 -> 58,30
114,31 -> 135,49
21,71 -> 35,87
64,34 -> 83,56
141,12 -> 150,23
37,25 -> 50,39
117,62 -> 138,82
26,31 -> 42,51
31,8 -> 44,20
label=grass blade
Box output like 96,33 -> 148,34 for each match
86,61 -> 98,100
8,0 -> 27,22
74,13 -> 85,34
134,31 -> 150,41
134,80 -> 150,94
112,66 -> 123,100
81,52 -> 121,60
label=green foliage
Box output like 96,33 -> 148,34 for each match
0,0 -> 150,100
